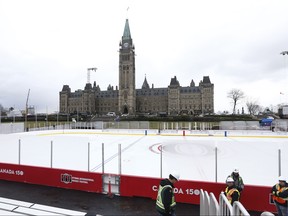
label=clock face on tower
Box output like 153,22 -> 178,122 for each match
123,42 -> 129,48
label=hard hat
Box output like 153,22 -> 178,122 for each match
278,176 -> 287,182
170,173 -> 180,181
226,177 -> 234,183
233,168 -> 239,173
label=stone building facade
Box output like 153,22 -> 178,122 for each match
59,19 -> 214,116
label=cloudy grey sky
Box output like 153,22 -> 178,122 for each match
1,0 -> 288,114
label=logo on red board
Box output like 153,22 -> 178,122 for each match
61,173 -> 72,184
60,173 -> 94,184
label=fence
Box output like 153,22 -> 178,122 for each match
209,192 -> 219,216
219,121 -> 260,130
28,119 -> 288,132
272,119 -> 288,132
200,189 -> 276,216
1,120 -> 279,134
0,122 -> 24,134
201,189 -> 251,216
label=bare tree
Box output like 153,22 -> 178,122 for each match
227,89 -> 245,114
246,99 -> 261,116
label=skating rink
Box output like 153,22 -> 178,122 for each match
1,129 -> 288,187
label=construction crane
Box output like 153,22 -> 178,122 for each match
25,89 -> 30,131
87,67 -> 97,84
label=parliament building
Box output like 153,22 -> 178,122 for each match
59,19 -> 214,116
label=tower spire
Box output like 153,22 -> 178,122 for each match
122,19 -> 131,40
119,19 -> 136,115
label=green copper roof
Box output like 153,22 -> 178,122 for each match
122,19 -> 131,40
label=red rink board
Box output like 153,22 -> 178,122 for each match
0,162 -> 102,193
0,162 -> 276,213
120,174 -> 275,212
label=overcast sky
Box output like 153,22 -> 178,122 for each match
1,0 -> 288,114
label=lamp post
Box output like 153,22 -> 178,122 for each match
281,51 -> 288,104
35,106 -> 37,128
25,89 -> 30,132
281,51 -> 288,73
46,106 -> 48,128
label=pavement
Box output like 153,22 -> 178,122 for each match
0,180 -> 200,216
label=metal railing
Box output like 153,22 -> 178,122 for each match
200,189 -> 205,215
200,189 -> 210,215
209,192 -> 219,216
200,190 -> 249,216
200,189 -> 220,216
219,192 -> 233,215
200,189 -> 275,216
232,201 -> 250,216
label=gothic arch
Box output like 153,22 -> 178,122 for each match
122,105 -> 128,114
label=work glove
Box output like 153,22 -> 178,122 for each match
272,190 -> 279,196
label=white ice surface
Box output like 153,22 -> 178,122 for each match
1,129 -> 288,187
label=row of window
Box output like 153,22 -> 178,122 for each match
122,65 -> 130,70
64,89 -> 212,98
122,55 -> 130,61
64,99 -> 211,108
137,92 -> 167,96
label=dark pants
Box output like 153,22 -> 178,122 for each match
157,210 -> 176,216
275,202 -> 288,216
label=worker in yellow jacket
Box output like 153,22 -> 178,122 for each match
224,177 -> 240,205
156,173 -> 179,216
271,176 -> 288,216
